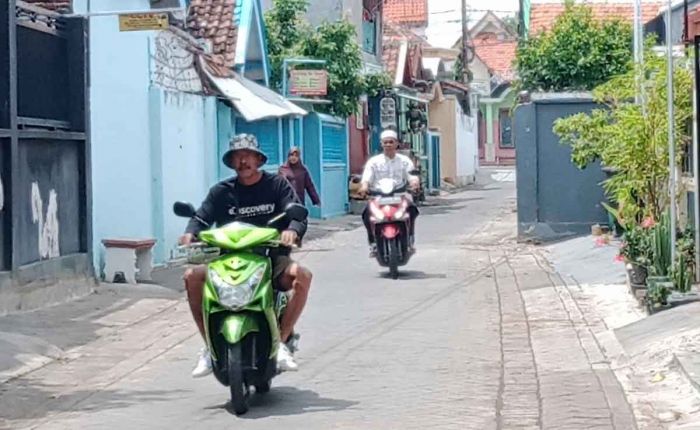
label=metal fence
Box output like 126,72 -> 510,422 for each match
0,1 -> 91,310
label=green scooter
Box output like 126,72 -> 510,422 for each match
173,201 -> 308,415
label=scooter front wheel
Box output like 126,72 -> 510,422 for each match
255,380 -> 271,394
227,343 -> 250,415
389,239 -> 400,280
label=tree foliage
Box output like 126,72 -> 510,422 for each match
515,2 -> 633,91
452,53 -> 473,83
264,0 -> 311,90
553,51 -> 693,225
264,0 -> 391,117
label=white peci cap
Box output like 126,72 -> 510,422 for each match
380,129 -> 398,141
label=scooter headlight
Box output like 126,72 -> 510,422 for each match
394,201 -> 409,220
208,267 -> 265,310
369,201 -> 385,221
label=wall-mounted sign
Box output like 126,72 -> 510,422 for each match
379,97 -> 396,129
289,70 -> 328,96
119,13 -> 169,31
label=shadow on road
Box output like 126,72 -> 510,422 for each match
378,271 -> 447,281
0,383 -> 190,426
210,386 -> 357,418
419,197 -> 484,216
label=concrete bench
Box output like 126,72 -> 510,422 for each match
102,239 -> 157,284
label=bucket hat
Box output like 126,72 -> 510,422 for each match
222,134 -> 268,169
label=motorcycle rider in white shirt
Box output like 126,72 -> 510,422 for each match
358,129 -> 420,257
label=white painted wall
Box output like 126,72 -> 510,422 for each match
470,56 -> 491,96
455,101 -> 479,185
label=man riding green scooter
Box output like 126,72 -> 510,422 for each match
180,134 -> 313,376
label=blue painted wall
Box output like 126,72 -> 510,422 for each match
76,0 -> 218,272
154,91 -> 217,262
83,7 -> 157,273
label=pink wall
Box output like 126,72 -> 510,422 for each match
348,113 -> 369,175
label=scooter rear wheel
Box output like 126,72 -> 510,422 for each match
227,343 -> 250,415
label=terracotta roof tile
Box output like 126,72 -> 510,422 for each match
187,0 -> 239,71
382,43 -> 401,78
472,33 -> 518,81
384,0 -> 428,27
382,22 -> 430,79
529,2 -> 662,34
383,21 -> 429,46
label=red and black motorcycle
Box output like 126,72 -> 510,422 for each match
368,178 -> 415,279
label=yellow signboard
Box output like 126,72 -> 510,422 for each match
119,13 -> 169,32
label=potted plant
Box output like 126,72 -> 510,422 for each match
670,255 -> 691,294
646,280 -> 672,314
618,223 -> 651,287
674,226 -> 696,292
650,212 -> 672,278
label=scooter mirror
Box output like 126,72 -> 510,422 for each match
173,201 -> 196,218
285,203 -> 309,222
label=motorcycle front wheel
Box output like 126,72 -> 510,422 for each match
227,342 -> 250,415
389,239 -> 400,280
255,380 -> 271,394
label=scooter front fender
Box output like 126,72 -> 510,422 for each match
220,313 -> 260,345
381,223 -> 400,239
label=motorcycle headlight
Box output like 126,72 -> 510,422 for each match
208,267 -> 265,310
369,201 -> 385,221
394,201 -> 409,220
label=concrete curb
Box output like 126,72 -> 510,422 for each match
0,331 -> 66,385
0,285 -> 182,386
672,353 -> 700,395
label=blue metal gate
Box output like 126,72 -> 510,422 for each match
0,1 -> 92,311
303,114 -> 348,219
428,132 -> 442,193
234,117 -> 282,167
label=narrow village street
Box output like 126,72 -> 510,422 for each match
3,0 -> 700,428
0,171 -> 643,430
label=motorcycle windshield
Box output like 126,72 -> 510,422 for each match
199,222 -> 280,250
371,178 -> 405,195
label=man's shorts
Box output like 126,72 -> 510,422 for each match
271,254 -> 294,291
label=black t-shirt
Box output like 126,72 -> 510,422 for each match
186,172 -> 307,237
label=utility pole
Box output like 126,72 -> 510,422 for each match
461,0 -> 471,84
633,0 -> 642,103
666,0 -> 677,263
